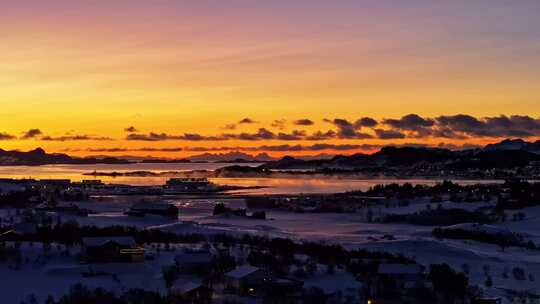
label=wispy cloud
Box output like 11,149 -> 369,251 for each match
238,117 -> 258,124
293,119 -> 314,126
41,134 -> 114,141
0,132 -> 16,140
21,129 -> 43,139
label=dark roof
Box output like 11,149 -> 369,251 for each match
82,236 -> 136,247
226,265 -> 260,279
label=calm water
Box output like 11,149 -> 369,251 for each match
0,163 -> 504,195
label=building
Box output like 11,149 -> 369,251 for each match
38,179 -> 72,188
0,179 -> 29,194
81,179 -> 104,186
81,236 -> 144,263
267,277 -> 304,298
36,202 -> 90,216
225,265 -> 272,293
164,178 -> 217,193
125,202 -> 179,218
169,277 -> 209,303
174,250 -> 214,273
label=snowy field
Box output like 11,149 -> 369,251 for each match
2,196 -> 540,302
0,242 -> 177,303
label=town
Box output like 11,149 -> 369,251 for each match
0,177 -> 539,303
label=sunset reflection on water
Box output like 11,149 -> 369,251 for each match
0,164 -> 504,195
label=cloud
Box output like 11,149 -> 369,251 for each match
436,114 -> 485,135
221,124 -> 237,130
0,132 -> 16,140
183,144 -> 376,152
354,117 -> 378,128
271,119 -> 287,130
224,128 -> 276,140
22,129 -> 43,139
435,114 -> 540,138
374,129 -> 406,139
360,113 -> 540,139
72,144 -> 371,153
238,118 -> 257,124
383,114 -> 435,130
126,132 -> 223,141
325,118 -> 372,139
222,118 -> 261,130
182,133 -> 223,141
53,113 -> 540,145
293,119 -> 314,126
41,134 -> 114,141
71,141 -> 486,154
277,130 -> 306,141
382,114 -> 435,138
305,130 -> 337,140
82,147 -> 184,152
124,126 -> 138,133
127,128 -> 307,142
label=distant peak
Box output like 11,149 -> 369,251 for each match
29,147 -> 46,154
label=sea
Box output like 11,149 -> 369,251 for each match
0,163 -> 504,195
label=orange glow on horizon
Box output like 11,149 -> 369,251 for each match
2,1 -> 540,158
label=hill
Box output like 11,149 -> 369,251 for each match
0,148 -> 130,166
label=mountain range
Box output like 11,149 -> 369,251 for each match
260,139 -> 540,170
0,148 -> 130,166
1,138 -> 539,167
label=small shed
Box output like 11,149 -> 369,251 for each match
225,265 -> 272,291
81,236 -> 144,263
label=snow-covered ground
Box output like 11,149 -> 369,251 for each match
2,197 -> 540,302
0,242 -> 177,303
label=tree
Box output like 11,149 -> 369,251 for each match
45,295 -> 55,304
27,294 -> 38,304
484,275 -> 493,288
162,265 -> 179,288
461,263 -> 470,275
366,209 -> 373,222
213,203 -> 228,215
302,287 -> 327,304
326,263 -> 335,274
428,264 -> 468,300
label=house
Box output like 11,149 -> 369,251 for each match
0,222 -> 38,242
125,202 -> 179,218
174,249 -> 214,273
37,202 -> 90,216
165,178 -> 217,193
81,236 -> 144,263
0,230 -> 21,242
169,277 -> 209,303
0,179 -> 28,194
225,265 -> 272,293
268,277 -> 304,298
38,179 -> 72,189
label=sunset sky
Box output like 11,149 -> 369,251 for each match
2,1 -> 540,157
